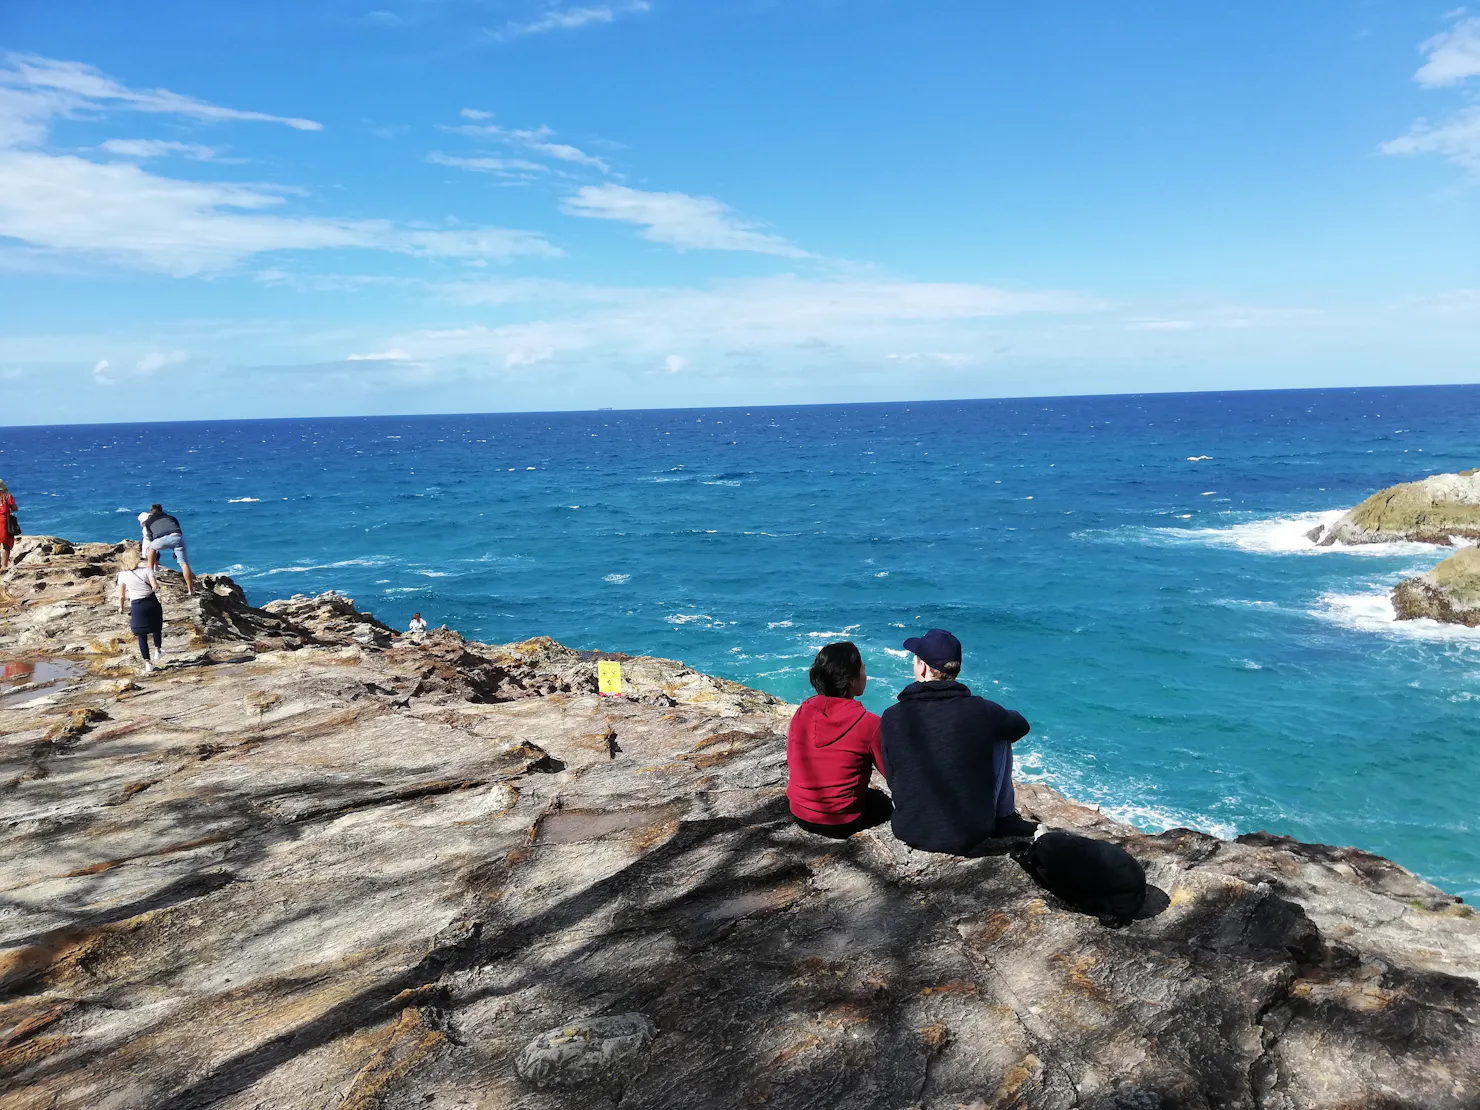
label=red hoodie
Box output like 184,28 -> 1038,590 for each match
786,695 -> 886,824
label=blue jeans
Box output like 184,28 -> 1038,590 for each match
992,740 -> 1017,817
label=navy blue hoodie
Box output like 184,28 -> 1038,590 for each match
880,680 -> 1030,853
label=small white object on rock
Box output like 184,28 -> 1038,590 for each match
514,1013 -> 658,1089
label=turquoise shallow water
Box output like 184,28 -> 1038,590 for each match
3,385 -> 1478,893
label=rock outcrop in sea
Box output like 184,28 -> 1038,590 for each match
1306,468 -> 1480,547
3,536 -> 1479,1109
1392,545 -> 1480,628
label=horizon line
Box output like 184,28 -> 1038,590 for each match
2,378 -> 1477,431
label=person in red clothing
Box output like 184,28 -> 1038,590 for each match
786,641 -> 892,838
0,479 -> 17,571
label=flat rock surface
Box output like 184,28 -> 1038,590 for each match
3,537 -> 1479,1109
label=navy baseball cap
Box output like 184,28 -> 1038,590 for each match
902,628 -> 962,672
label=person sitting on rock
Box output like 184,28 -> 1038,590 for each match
786,641 -> 892,838
880,628 -> 1037,853
408,612 -> 428,642
139,504 -> 195,596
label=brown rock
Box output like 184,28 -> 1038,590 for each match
1,538 -> 1477,1109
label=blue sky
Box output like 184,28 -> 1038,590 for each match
1,0 -> 1478,424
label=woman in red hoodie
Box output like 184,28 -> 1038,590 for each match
787,641 -> 892,838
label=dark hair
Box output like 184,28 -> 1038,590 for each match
148,503 -> 163,514
809,641 -> 863,698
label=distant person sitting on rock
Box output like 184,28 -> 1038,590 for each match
139,504 -> 195,596
786,641 -> 892,838
0,479 -> 17,570
408,612 -> 428,641
116,547 -> 165,673
880,628 -> 1037,853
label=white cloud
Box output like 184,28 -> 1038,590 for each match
562,184 -> 810,257
460,108 -> 494,121
504,3 -> 651,38
1385,16 -> 1480,171
427,150 -> 550,177
0,151 -> 561,274
341,275 -> 1098,376
347,349 -> 411,361
137,348 -> 190,373
1415,16 -> 1480,86
1381,106 -> 1480,170
0,54 -> 321,145
447,122 -> 609,172
101,138 -> 224,161
505,346 -> 554,367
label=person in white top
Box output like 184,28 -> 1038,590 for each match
407,612 -> 429,642
116,547 -> 166,673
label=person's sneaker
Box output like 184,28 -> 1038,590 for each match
992,813 -> 1039,838
142,660 -> 155,674
154,649 -> 168,668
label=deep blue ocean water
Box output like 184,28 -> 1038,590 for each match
3,386 -> 1478,894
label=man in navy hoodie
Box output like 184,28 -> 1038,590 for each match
880,628 -> 1037,853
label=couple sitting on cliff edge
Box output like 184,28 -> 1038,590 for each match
786,628 -> 1038,853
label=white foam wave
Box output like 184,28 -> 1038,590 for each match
227,497 -> 261,503
262,556 -> 391,576
1311,592 -> 1480,644
767,620 -> 793,629
1132,510 -> 1463,558
604,573 -> 630,583
666,613 -> 711,625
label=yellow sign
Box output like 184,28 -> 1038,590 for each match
597,660 -> 624,696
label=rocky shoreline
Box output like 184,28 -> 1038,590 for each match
1305,469 -> 1480,627
2,535 -> 1479,1109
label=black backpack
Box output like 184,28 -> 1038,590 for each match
1017,830 -> 1147,927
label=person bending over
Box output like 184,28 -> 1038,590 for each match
139,504 -> 195,595
786,641 -> 892,838
880,628 -> 1036,854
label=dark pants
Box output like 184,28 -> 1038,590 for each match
792,788 -> 893,839
130,596 -> 163,659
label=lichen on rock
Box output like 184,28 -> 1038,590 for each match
1309,469 -> 1480,546
1392,545 -> 1480,627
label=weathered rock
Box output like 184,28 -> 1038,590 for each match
514,1013 -> 658,1090
2,539 -> 1479,1109
1309,469 -> 1480,546
1392,545 -> 1480,626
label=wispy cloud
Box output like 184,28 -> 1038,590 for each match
0,57 -> 560,274
427,150 -> 551,178
0,53 -> 322,146
503,2 -> 651,38
101,138 -> 225,161
1384,15 -> 1480,171
341,275 -> 1097,376
444,121 -> 609,171
562,184 -> 810,257
0,151 -> 563,274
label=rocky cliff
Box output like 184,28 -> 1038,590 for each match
1391,545 -> 1480,628
1307,469 -> 1480,547
2,536 -> 1479,1110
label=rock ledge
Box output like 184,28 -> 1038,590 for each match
2,536 -> 1478,1109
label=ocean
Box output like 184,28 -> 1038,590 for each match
3,385 -> 1478,895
